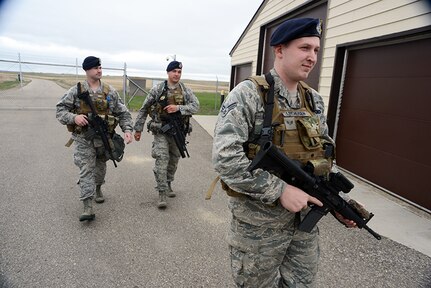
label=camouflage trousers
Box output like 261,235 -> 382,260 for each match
151,133 -> 181,193
228,197 -> 319,288
73,137 -> 107,200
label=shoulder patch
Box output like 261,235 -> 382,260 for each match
220,102 -> 237,117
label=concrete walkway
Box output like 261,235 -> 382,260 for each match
193,115 -> 431,257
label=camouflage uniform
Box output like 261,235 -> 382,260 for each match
212,69 -> 329,287
56,81 -> 133,200
134,81 -> 199,195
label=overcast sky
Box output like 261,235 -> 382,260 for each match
0,0 -> 263,81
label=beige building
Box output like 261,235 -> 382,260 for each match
230,0 -> 431,211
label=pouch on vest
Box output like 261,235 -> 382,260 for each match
220,179 -> 244,198
296,117 -> 322,150
66,124 -> 76,132
205,176 -> 245,200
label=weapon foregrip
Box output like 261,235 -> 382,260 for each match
248,140 -> 381,240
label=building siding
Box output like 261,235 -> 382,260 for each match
322,0 -> 431,104
231,0 -> 310,74
231,0 -> 431,106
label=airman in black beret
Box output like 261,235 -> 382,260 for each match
82,56 -> 101,71
270,17 -> 323,46
134,59 -> 199,209
212,16 -> 365,288
56,55 -> 133,222
166,60 -> 183,72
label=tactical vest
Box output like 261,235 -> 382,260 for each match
147,81 -> 191,134
246,75 -> 334,176
77,82 -> 111,115
66,82 -> 118,135
154,82 -> 185,117
206,74 -> 334,200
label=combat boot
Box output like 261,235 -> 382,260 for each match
157,191 -> 167,209
167,181 -> 176,198
79,198 -> 95,221
95,185 -> 105,203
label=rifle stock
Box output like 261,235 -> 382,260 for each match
248,141 -> 381,240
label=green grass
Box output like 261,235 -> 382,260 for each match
0,80 -> 20,90
126,92 -> 222,115
0,75 -> 223,115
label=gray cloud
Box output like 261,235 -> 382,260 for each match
0,0 -> 262,81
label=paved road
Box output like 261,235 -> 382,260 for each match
0,79 -> 430,288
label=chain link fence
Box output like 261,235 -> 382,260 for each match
0,52 -> 229,113
0,54 -> 128,107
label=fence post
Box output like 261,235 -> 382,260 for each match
123,62 -> 127,103
220,90 -> 226,106
75,58 -> 78,82
18,53 -> 23,88
215,75 -> 219,110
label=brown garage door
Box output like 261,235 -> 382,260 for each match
230,63 -> 252,90
335,37 -> 431,211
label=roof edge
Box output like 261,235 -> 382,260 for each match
229,0 -> 267,56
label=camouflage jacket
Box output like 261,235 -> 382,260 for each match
212,68 -> 328,205
55,81 -> 133,135
133,81 -> 199,132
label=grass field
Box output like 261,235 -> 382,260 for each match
0,73 -> 31,90
127,92 -> 222,115
0,71 -> 228,115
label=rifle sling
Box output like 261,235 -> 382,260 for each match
260,73 -> 275,143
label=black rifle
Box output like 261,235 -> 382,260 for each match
77,82 -> 117,167
248,141 -> 381,240
158,84 -> 190,158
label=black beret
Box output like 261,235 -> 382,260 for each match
82,56 -> 101,71
270,18 -> 323,46
166,61 -> 183,72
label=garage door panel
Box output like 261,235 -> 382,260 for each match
338,108 -> 431,164
336,37 -> 431,210
346,38 -> 431,78
342,77 -> 429,120
337,139 -> 430,210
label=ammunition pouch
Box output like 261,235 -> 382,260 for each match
296,117 -> 321,150
219,179 -> 277,207
66,124 -> 76,132
220,179 -> 244,198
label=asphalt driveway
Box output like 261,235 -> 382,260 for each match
0,79 -> 429,288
